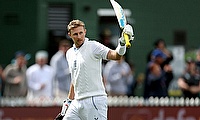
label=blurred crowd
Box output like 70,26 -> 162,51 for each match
0,39 -> 72,101
0,34 -> 200,101
100,28 -> 200,99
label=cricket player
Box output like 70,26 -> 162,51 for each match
55,19 -> 134,120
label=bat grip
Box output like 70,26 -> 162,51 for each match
123,33 -> 131,48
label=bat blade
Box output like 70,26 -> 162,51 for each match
110,0 -> 127,29
110,0 -> 131,48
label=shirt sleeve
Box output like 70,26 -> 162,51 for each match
92,41 -> 110,60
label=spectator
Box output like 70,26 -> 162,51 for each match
50,39 -> 72,99
103,56 -> 133,96
144,49 -> 173,98
145,39 -> 174,98
147,38 -> 173,68
132,73 -> 145,97
100,28 -> 115,50
26,50 -> 55,99
3,50 -> 28,97
100,28 -> 116,70
177,49 -> 200,98
126,62 -> 136,97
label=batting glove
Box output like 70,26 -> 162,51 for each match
54,113 -> 64,120
54,98 -> 72,120
119,24 -> 134,46
123,24 -> 134,40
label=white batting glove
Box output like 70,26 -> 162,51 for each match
119,24 -> 134,46
54,98 -> 72,120
60,98 -> 72,116
119,37 -> 126,46
123,24 -> 134,40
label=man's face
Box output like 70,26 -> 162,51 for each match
156,56 -> 164,64
16,56 -> 26,67
60,43 -> 71,53
36,58 -> 47,67
68,26 -> 86,48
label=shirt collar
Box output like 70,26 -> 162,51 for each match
73,38 -> 89,51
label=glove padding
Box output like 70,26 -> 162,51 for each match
54,113 -> 64,120
119,24 -> 134,46
54,98 -> 72,120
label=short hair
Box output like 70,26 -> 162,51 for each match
67,19 -> 85,32
154,38 -> 166,47
59,39 -> 71,46
15,50 -> 25,58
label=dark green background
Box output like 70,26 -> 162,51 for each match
1,0 -> 200,74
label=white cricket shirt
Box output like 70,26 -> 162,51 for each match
66,38 -> 110,99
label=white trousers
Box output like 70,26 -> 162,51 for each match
63,95 -> 107,120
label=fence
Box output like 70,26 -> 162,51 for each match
0,96 -> 199,120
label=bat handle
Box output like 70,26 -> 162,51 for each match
123,33 -> 131,48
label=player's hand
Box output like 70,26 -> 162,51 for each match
54,113 -> 64,120
123,24 -> 134,41
60,98 -> 72,116
54,98 -> 72,120
119,24 -> 134,46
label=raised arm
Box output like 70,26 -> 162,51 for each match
107,49 -> 122,60
107,24 -> 134,60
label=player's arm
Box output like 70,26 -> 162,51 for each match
68,83 -> 75,100
107,24 -> 134,60
107,50 -> 122,60
54,84 -> 74,120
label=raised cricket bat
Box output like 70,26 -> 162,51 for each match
110,0 -> 131,48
